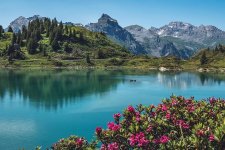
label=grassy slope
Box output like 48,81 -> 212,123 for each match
0,26 -> 132,68
1,29 -> 225,70
183,49 -> 225,69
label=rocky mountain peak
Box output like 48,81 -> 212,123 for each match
168,21 -> 193,28
27,15 -> 43,21
86,14 -> 146,54
201,25 -> 220,32
7,16 -> 29,32
6,15 -> 45,32
11,16 -> 27,23
125,25 -> 158,43
98,14 -> 118,25
16,16 -> 27,20
125,25 -> 146,32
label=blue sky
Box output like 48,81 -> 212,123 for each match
1,0 -> 225,30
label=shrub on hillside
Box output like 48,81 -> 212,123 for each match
51,136 -> 97,150
97,96 -> 225,149
50,96 -> 225,150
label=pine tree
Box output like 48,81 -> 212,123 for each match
0,25 -> 3,37
39,44 -> 47,56
43,48 -> 47,56
0,25 -> 4,32
72,29 -> 76,38
16,30 -> 22,45
222,47 -> 225,53
5,45 -> 8,52
11,33 -> 16,45
218,44 -> 223,53
51,18 -> 58,30
215,46 -> 219,52
97,49 -> 105,59
21,25 -> 27,40
59,21 -> 63,31
86,53 -> 91,64
69,28 -> 72,37
200,51 -> 208,65
65,25 -> 69,35
56,27 -> 63,41
39,44 -> 43,52
79,32 -> 84,43
63,42 -> 72,53
7,44 -> 14,56
40,23 -> 45,34
51,37 -> 60,51
44,18 -> 51,37
35,28 -> 42,41
8,26 -> 13,32
27,38 -> 38,54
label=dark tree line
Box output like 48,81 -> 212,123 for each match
4,18 -> 85,55
214,44 -> 225,53
200,45 -> 225,65
200,51 -> 208,65
8,26 -> 13,32
24,18 -> 86,54
0,25 -> 4,37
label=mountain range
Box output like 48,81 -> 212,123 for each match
5,14 -> 225,59
5,15 -> 44,33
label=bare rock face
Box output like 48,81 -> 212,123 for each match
125,24 -> 196,59
86,15 -> 225,59
125,22 -> 225,59
154,22 -> 225,45
86,14 -> 146,55
6,15 -> 44,33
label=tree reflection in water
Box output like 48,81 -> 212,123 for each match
0,70 -> 125,110
0,70 -> 225,110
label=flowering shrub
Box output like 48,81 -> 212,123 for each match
96,96 -> 225,149
51,135 -> 97,150
50,96 -> 225,150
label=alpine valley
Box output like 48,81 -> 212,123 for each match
87,14 -> 225,59
6,14 -> 225,59
1,14 -> 225,70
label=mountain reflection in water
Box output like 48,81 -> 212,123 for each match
0,70 -> 225,110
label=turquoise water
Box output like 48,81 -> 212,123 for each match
0,69 -> 225,149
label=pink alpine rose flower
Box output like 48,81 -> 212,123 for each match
127,106 -> 135,113
107,122 -> 120,131
176,120 -> 190,129
107,142 -> 119,150
146,125 -> 153,132
209,97 -> 216,104
96,127 -> 102,135
165,112 -> 171,120
113,113 -> 121,119
196,130 -> 205,136
128,132 -> 149,147
171,99 -> 178,106
76,138 -> 83,147
100,144 -> 107,150
187,105 -> 195,112
150,112 -> 156,117
129,134 -> 136,146
150,104 -> 155,109
160,135 -> 170,144
153,139 -> 160,144
209,134 -> 215,142
161,104 -> 168,111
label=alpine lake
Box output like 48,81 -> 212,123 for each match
0,69 -> 225,149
